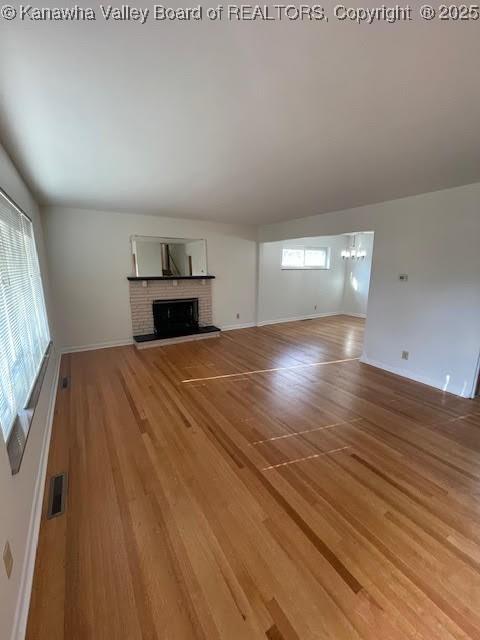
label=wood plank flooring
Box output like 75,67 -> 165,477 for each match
27,315 -> 480,640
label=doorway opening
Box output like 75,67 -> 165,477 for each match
257,231 -> 375,358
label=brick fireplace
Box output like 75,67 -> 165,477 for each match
128,277 -> 217,344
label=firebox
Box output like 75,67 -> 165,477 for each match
152,298 -> 199,337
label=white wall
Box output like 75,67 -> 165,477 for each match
258,235 -> 349,324
42,207 -> 258,349
342,233 -> 374,317
0,145 -> 59,640
259,183 -> 480,398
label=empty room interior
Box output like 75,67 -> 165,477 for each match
1,6 -> 480,640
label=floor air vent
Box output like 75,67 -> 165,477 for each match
47,473 -> 68,519
61,376 -> 70,389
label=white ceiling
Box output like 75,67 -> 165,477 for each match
1,2 -> 479,224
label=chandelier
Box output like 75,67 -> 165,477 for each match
341,234 -> 367,260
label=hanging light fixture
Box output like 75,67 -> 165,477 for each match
342,234 -> 366,260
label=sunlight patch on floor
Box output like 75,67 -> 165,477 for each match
181,357 -> 360,383
262,446 -> 350,470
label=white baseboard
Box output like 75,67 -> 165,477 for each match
220,322 -> 256,331
62,338 -> 133,354
61,315 -> 351,349
342,312 -> 366,319
10,350 -> 61,640
257,312 -> 340,327
359,356 -> 469,398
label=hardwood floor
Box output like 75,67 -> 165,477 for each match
27,315 -> 480,640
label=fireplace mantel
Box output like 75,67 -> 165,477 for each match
127,275 -> 215,281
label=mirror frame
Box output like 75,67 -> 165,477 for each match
131,235 -> 208,277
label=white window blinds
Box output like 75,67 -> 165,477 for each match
0,190 -> 50,441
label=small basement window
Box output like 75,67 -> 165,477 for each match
281,247 -> 330,270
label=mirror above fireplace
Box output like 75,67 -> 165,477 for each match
131,235 -> 208,278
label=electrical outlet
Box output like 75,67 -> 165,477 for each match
401,350 -> 409,360
399,274 -> 408,282
3,541 -> 13,579
314,305 -> 317,311
236,313 -> 240,319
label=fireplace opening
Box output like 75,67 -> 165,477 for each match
152,298 -> 199,337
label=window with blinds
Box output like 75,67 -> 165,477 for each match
0,189 -> 50,442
